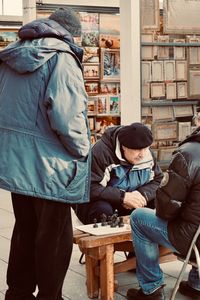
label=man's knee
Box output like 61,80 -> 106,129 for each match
74,201 -> 113,224
88,201 -> 113,223
130,207 -> 156,227
130,207 -> 149,223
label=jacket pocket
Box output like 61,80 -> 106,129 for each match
66,160 -> 89,193
49,158 -> 89,200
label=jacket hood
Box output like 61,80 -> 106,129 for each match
0,18 -> 83,74
100,126 -> 122,150
179,126 -> 200,146
100,125 -> 130,162
18,18 -> 74,41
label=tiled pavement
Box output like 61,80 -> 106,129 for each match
0,188 -> 193,299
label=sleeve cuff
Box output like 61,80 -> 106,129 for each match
119,190 -> 125,205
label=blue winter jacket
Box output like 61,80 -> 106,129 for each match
90,126 -> 163,206
0,18 -> 91,203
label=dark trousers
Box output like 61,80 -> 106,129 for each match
75,200 -> 131,224
5,193 -> 73,300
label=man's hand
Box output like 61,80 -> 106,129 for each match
123,191 -> 147,210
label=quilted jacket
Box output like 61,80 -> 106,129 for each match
156,127 -> 200,255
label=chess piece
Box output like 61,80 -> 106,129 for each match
114,209 -> 118,217
110,212 -> 118,227
100,213 -> 107,226
118,216 -> 124,227
110,221 -> 117,228
93,218 -> 98,228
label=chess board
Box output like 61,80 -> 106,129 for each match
75,222 -> 131,236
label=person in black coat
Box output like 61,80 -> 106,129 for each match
126,127 -> 200,300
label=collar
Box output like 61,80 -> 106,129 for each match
115,137 -> 126,162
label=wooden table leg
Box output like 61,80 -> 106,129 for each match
85,254 -> 99,298
99,244 -> 114,300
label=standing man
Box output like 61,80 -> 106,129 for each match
127,127 -> 200,300
0,7 -> 91,300
76,123 -> 163,224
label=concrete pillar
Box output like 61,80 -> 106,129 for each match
120,0 -> 141,124
36,0 -> 119,6
23,0 -> 36,24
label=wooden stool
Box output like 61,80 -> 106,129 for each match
73,230 -> 176,300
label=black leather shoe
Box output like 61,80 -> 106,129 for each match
126,286 -> 165,300
179,281 -> 200,299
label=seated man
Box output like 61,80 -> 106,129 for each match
75,122 -> 163,224
127,126 -> 200,300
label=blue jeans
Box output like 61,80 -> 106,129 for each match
130,208 -> 200,294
